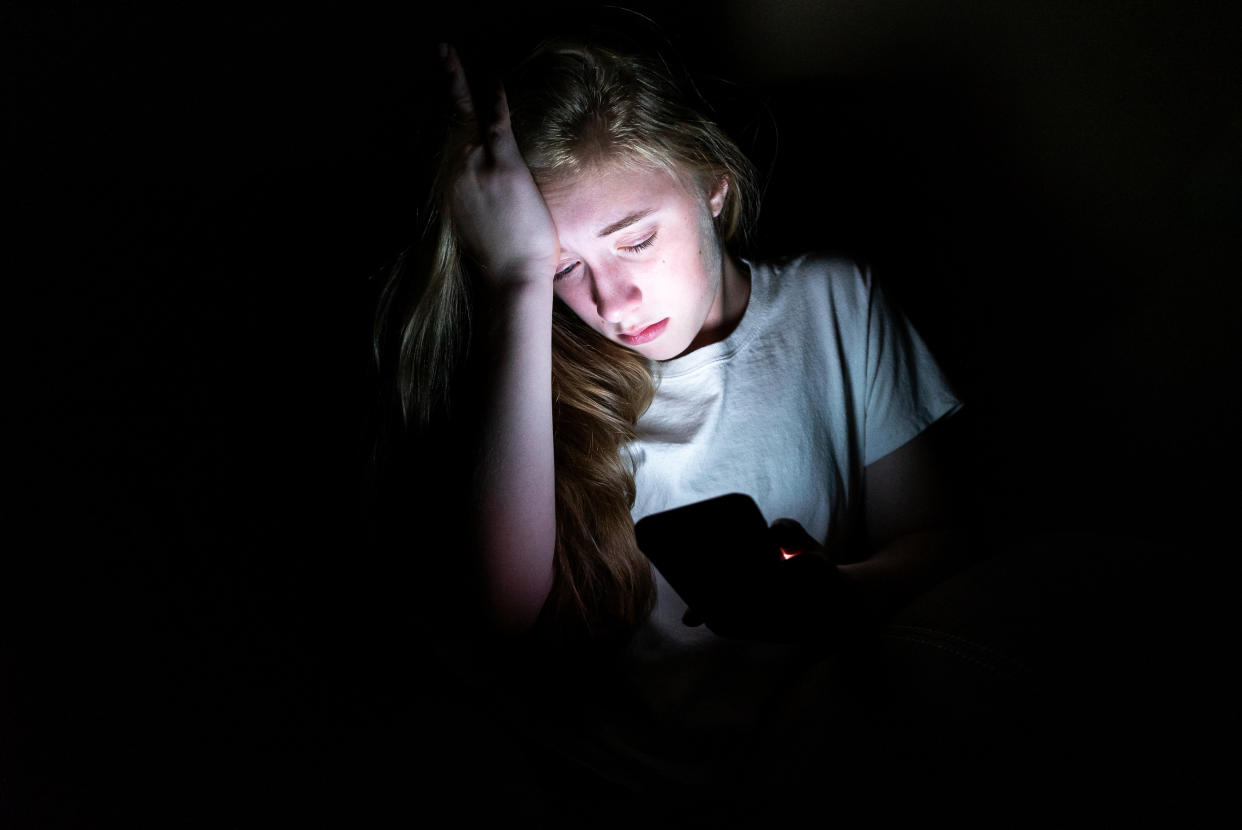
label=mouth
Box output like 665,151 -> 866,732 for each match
618,318 -> 669,346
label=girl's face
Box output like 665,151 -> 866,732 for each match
542,162 -> 743,361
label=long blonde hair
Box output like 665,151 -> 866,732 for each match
375,38 -> 758,638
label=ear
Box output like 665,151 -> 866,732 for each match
708,175 -> 729,219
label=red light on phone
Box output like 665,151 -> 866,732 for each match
779,547 -> 800,560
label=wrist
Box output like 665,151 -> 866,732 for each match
477,277 -> 553,320
467,255 -> 557,292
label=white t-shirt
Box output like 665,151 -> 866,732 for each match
575,253 -> 963,792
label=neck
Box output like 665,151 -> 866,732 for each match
679,253 -> 751,357
721,253 -> 751,332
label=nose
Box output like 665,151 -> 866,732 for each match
591,265 -> 642,324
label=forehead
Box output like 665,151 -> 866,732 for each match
539,162 -> 702,229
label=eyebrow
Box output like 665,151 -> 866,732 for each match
597,207 -> 657,238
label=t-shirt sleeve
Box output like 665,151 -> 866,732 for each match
860,264 -> 963,466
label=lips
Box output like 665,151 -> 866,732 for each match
618,317 -> 669,346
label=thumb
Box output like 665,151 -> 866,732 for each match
769,518 -> 822,559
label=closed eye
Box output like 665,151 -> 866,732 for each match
555,232 -> 658,281
623,232 -> 657,253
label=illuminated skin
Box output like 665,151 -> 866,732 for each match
542,164 -> 750,361
440,41 -> 958,637
542,163 -> 960,634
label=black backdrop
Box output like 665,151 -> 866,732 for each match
11,1 -> 1240,824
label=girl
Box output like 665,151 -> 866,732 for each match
376,29 -> 965,809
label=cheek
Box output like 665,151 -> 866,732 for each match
693,244 -> 721,296
555,285 -> 599,328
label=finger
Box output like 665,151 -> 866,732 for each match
492,80 -> 511,130
769,518 -> 823,558
482,79 -> 513,164
440,43 -> 476,125
492,82 -> 519,149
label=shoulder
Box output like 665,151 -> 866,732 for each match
763,251 -> 869,291
757,251 -> 873,322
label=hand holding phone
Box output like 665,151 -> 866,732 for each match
635,493 -> 782,630
635,494 -> 862,643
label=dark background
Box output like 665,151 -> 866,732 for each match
11,1 -> 1239,824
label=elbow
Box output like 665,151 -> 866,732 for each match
478,561 -> 555,638
467,516 -> 556,637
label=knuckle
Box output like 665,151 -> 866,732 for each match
486,121 -> 509,142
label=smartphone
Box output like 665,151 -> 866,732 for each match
634,493 -> 783,620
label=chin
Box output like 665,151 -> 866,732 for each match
645,337 -> 694,361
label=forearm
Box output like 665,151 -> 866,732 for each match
838,529 -> 961,621
470,278 -> 556,634
847,421 -> 968,622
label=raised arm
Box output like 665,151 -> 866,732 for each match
441,44 -> 559,634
